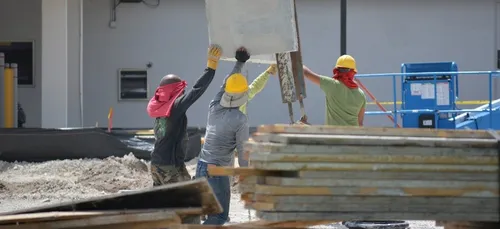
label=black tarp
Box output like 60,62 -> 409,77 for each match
0,127 -> 202,162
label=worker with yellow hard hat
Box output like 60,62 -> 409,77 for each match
195,47 -> 252,225
303,54 -> 367,126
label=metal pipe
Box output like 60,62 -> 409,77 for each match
356,71 -> 500,78
11,63 -> 18,127
488,73 -> 493,129
0,53 -> 4,127
79,0 -> 84,126
340,0 -> 347,55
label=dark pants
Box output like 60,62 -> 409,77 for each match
150,163 -> 200,224
195,161 -> 230,225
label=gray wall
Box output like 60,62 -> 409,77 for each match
2,0 -> 500,128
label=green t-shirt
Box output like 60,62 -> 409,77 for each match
319,76 -> 366,126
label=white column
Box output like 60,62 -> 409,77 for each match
41,0 -> 68,128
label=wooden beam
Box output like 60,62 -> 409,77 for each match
249,161 -> 499,173
249,152 -> 498,165
252,133 -> 498,148
244,142 -> 498,157
256,124 -> 500,139
256,211 -> 500,222
0,211 -> 180,229
1,179 -> 221,216
262,177 -> 498,190
244,184 -> 499,198
248,201 -> 497,213
297,170 -> 498,181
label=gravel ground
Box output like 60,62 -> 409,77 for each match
0,154 -> 442,228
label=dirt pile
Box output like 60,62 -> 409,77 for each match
0,153 -> 151,200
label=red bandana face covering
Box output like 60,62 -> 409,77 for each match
332,68 -> 358,89
146,81 -> 187,118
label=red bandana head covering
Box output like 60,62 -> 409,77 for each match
146,81 -> 187,118
332,68 -> 358,89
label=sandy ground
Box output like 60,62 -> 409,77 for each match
0,154 -> 441,229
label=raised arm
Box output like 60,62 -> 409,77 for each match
176,44 -> 222,113
210,47 -> 250,107
303,65 -> 321,86
247,64 -> 276,101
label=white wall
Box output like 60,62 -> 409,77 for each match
1,0 -> 499,128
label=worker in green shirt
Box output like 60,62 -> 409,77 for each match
302,55 -> 366,126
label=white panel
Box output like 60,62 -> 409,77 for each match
41,0 -> 68,128
205,0 -> 298,62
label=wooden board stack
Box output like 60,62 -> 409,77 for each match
211,124 -> 500,225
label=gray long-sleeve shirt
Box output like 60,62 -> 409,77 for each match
199,62 -> 249,167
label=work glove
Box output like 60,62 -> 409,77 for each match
235,47 -> 250,63
207,44 -> 223,70
266,64 -> 277,75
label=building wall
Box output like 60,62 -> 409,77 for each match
0,0 -> 42,127
1,0 -> 499,128
0,0 -> 81,127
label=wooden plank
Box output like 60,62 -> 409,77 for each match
249,152 -> 498,165
0,211 -> 180,229
256,211 -> 500,222
207,167 -> 294,177
0,208 -> 202,225
244,142 -> 498,157
250,161 -> 499,173
297,171 -> 499,181
250,184 -> 499,197
248,201 -> 498,213
263,177 -> 499,190
252,133 -> 498,148
1,179 -> 221,216
245,195 -> 499,207
256,124 -> 500,139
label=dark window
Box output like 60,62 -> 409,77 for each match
119,69 -> 148,100
0,41 -> 34,86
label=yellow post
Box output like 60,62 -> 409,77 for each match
4,66 -> 14,127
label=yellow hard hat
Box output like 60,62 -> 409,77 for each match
335,55 -> 357,72
225,73 -> 249,94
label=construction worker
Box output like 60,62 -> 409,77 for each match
195,47 -> 251,225
303,55 -> 366,126
146,44 -> 223,224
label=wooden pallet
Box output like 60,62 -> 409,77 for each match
211,124 -> 500,225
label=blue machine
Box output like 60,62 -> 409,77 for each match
401,62 -> 458,129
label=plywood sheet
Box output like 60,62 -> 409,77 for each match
256,211 -> 500,222
205,0 -> 298,59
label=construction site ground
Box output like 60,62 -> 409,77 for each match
0,154 -> 441,229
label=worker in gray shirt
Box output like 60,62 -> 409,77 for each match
195,47 -> 251,225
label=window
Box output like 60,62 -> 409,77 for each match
118,69 -> 148,100
0,41 -> 35,86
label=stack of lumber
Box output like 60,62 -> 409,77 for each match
210,125 -> 500,225
0,179 -> 220,229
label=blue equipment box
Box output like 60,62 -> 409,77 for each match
401,62 -> 458,129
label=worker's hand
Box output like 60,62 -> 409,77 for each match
266,64 -> 277,75
235,47 -> 250,63
302,65 -> 311,73
207,44 -> 223,70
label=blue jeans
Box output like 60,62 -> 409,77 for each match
195,160 -> 230,225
